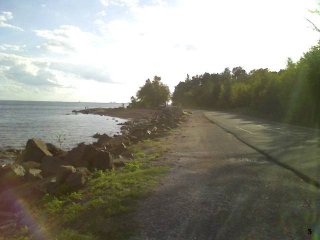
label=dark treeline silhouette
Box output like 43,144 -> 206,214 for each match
172,43 -> 320,128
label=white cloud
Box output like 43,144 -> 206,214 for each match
32,25 -> 113,83
100,0 -> 139,9
49,62 -> 112,83
0,52 -> 125,102
0,11 -> 23,31
0,44 -> 25,52
0,50 -> 113,85
3,0 -> 319,102
34,25 -> 90,54
0,53 -> 59,87
100,0 -> 110,7
97,10 -> 107,17
94,0 -> 319,89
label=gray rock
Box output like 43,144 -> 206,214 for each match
120,150 -> 134,160
65,144 -> 87,167
56,165 -> 76,184
21,161 -> 41,171
46,167 -> 90,194
40,156 -> 65,177
46,143 -> 65,156
22,139 -> 53,162
80,145 -> 113,170
26,168 -> 42,181
10,164 -> 25,177
65,168 -> 90,190
113,159 -> 126,168
110,142 -> 127,155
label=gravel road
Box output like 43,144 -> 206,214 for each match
133,111 -> 319,240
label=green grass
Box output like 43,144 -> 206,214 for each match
183,111 -> 192,115
32,139 -> 169,240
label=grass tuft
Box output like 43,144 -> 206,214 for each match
35,139 -> 169,240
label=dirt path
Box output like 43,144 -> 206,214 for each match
132,111 -> 319,240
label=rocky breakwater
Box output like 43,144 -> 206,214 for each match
0,106 -> 185,236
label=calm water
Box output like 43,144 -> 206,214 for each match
0,101 -> 127,150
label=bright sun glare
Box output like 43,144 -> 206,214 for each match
0,0 -> 319,102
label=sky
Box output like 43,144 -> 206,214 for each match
0,0 -> 319,103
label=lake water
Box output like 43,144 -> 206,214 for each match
0,101 -> 127,150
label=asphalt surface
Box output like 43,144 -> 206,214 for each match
134,111 -> 320,240
204,111 -> 320,186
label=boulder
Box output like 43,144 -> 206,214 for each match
96,139 -> 108,147
46,167 -> 90,194
92,133 -> 110,139
113,159 -> 125,168
22,139 -> 52,162
130,128 -> 147,140
40,156 -> 65,177
65,172 -> 86,190
82,145 -> 113,170
65,144 -> 113,170
76,167 -> 91,176
25,168 -> 42,181
65,168 -> 90,190
95,134 -> 112,147
21,161 -> 40,171
56,165 -> 76,184
10,164 -> 25,177
110,142 -> 127,156
46,181 -> 59,195
46,143 -> 65,156
91,151 -> 113,170
64,144 -> 87,167
120,150 -> 134,160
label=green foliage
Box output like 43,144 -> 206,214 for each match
124,160 -> 142,171
37,139 -> 168,240
42,195 -> 65,214
172,43 -> 320,128
129,76 -> 170,108
57,230 -> 97,240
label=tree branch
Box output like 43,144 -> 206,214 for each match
307,18 -> 320,32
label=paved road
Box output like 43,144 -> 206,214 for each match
134,111 -> 320,240
204,111 -> 320,186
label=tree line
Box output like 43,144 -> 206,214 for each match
129,43 -> 320,128
172,43 -> 320,128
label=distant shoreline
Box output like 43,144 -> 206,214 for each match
0,102 -> 126,152
73,107 -> 159,120
0,99 -> 129,105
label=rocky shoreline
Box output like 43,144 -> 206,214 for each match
73,107 -> 160,120
0,106 -> 185,237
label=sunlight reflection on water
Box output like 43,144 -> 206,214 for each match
0,101 -> 127,150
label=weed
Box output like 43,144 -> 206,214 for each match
57,229 -> 97,240
134,151 -> 146,159
37,138 -> 169,240
56,133 -> 66,148
124,161 -> 142,171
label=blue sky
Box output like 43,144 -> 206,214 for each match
0,0 -> 319,102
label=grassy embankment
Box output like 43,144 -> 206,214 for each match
9,139 -> 170,240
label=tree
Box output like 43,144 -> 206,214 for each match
232,67 -> 248,81
129,76 -> 170,108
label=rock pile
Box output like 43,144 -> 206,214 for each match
118,106 -> 184,142
0,107 -> 184,193
0,106 -> 184,235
